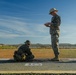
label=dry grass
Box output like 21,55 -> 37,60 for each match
0,48 -> 76,59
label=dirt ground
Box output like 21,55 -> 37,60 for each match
0,48 -> 76,58
0,49 -> 54,58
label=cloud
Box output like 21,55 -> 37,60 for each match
0,16 -> 49,38
1,15 -> 76,44
0,1 -> 46,16
60,24 -> 76,44
0,1 -> 30,10
0,32 -> 19,38
0,17 -> 29,33
61,24 -> 76,37
35,24 -> 49,33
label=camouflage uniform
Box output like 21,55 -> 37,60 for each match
14,44 -> 34,61
50,14 -> 61,57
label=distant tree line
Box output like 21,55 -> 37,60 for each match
0,43 -> 76,49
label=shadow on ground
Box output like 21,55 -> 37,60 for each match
0,59 -> 76,64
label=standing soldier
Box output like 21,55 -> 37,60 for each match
44,8 -> 61,61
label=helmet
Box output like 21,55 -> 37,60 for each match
24,40 -> 30,45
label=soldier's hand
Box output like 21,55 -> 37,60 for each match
44,23 -> 49,27
44,22 -> 51,27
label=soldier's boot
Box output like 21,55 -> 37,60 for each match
51,55 -> 59,61
25,55 -> 34,62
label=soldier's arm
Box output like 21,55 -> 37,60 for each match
44,22 -> 51,27
26,47 -> 32,55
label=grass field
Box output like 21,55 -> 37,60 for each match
0,48 -> 76,58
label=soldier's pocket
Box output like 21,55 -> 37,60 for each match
53,30 -> 60,36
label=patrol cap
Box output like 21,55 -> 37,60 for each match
49,8 -> 58,14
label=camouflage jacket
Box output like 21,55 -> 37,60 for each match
18,44 -> 32,55
50,14 -> 61,34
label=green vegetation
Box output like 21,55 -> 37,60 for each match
0,45 -> 18,49
59,49 -> 76,58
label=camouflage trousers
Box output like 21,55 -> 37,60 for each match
51,30 -> 60,56
13,51 -> 34,62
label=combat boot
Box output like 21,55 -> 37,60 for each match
51,55 -> 59,61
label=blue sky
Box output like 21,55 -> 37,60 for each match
0,0 -> 76,44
